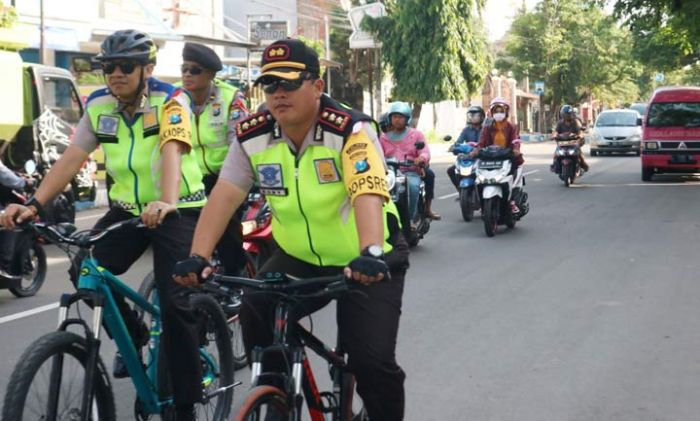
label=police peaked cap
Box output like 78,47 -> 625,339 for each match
182,42 -> 222,71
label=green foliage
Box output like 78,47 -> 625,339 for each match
77,72 -> 105,86
297,35 -> 326,62
0,1 -> 17,29
499,0 -> 641,112
364,0 -> 490,120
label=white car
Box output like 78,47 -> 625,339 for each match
589,109 -> 643,156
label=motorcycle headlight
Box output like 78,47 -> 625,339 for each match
241,220 -> 258,236
386,171 -> 396,191
556,148 -> 566,156
568,148 -> 577,155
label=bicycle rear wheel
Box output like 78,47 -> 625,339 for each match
191,293 -> 235,421
234,385 -> 290,421
1,331 -> 115,421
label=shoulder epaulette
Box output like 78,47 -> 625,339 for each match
236,111 -> 274,142
318,95 -> 373,138
86,87 -> 112,105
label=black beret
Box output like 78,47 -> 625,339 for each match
182,42 -> 222,71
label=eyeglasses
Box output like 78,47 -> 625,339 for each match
262,73 -> 313,94
102,61 -> 138,75
181,65 -> 204,75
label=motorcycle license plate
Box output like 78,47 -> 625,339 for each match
670,154 -> 696,164
479,161 -> 502,170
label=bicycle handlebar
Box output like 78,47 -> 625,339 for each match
26,218 -> 145,248
208,273 -> 348,296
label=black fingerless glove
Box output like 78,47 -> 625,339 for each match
173,255 -> 212,284
347,256 -> 390,280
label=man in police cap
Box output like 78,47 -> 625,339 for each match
181,42 -> 248,276
174,38 -> 410,420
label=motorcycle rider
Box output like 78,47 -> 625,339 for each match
447,105 -> 485,191
379,101 -> 441,221
0,30 -> 206,421
471,97 -> 524,213
172,38 -> 410,421
0,160 -> 33,280
553,104 -> 589,172
180,42 -> 248,275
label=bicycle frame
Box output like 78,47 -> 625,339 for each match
249,300 -> 350,421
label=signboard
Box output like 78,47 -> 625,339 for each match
348,2 -> 386,49
534,80 -> 545,95
655,73 -> 665,82
249,21 -> 289,46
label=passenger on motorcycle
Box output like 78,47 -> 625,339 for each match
379,101 -> 441,221
0,29 -> 206,421
180,42 -> 248,276
471,97 -> 524,213
0,160 -> 34,280
447,105 -> 485,190
553,104 -> 589,172
172,38 -> 410,421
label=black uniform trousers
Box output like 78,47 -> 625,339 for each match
240,232 -> 410,421
70,207 -> 203,405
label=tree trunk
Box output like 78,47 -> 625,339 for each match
411,103 -> 422,128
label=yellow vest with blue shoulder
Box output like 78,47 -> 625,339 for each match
176,79 -> 242,175
236,95 -> 399,267
86,78 -> 206,215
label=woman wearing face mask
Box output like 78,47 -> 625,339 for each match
471,97 -> 524,213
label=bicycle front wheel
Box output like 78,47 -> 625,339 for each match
2,331 -> 115,421
234,385 -> 290,421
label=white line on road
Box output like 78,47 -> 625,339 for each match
76,212 -> 105,222
438,169 -> 540,200
0,302 -> 59,325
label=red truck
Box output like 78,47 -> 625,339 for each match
641,87 -> 700,181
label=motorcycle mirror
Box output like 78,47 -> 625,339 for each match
443,135 -> 453,142
415,141 -> 426,150
24,160 -> 37,175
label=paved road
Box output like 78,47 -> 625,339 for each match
2,142 -> 700,420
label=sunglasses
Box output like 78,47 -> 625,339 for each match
262,73 -> 313,94
102,61 -> 138,75
181,65 -> 204,75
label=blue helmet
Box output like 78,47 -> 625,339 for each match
387,101 -> 412,125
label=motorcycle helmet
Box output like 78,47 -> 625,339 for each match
378,112 -> 391,133
95,30 -> 158,64
489,97 -> 510,116
467,105 -> 485,122
560,104 -> 574,118
387,101 -> 413,125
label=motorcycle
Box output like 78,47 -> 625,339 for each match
552,133 -> 584,187
386,141 -> 431,247
0,160 -> 48,297
475,145 -> 529,237
445,136 -> 480,222
239,190 -> 274,270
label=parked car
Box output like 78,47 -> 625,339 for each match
629,102 -> 648,117
641,87 -> 700,181
589,109 -> 643,156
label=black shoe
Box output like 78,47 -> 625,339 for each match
112,352 -> 129,378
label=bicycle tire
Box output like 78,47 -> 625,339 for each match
2,331 -> 115,421
234,385 -> 290,421
190,293 -> 235,421
9,242 -> 47,298
138,272 -> 248,370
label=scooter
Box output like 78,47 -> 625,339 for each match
552,133 -> 584,187
445,136 -> 480,222
386,142 -> 431,246
0,160 -> 48,297
239,191 -> 274,270
475,145 -> 529,237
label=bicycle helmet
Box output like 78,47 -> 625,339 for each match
95,30 -> 158,64
489,97 -> 510,116
387,101 -> 412,125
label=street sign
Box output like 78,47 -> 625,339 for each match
655,73 -> 665,82
249,21 -> 289,46
348,2 -> 386,49
534,80 -> 545,95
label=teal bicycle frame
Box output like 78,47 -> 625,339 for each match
61,255 -> 220,416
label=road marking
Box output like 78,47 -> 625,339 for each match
76,212 -> 105,222
0,302 -> 59,325
438,192 -> 458,200
524,170 -> 539,176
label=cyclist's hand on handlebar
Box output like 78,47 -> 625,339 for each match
141,201 -> 177,229
0,204 -> 35,229
172,255 -> 212,288
344,256 -> 390,286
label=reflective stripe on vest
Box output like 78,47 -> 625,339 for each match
192,80 -> 236,175
86,87 -> 206,215
242,131 -> 396,267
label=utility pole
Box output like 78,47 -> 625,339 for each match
39,0 -> 45,64
324,15 -> 331,96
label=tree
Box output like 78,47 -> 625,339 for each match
498,0 -> 641,121
0,1 -> 17,29
364,0 -> 491,124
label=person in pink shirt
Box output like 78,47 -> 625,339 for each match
379,101 -> 440,222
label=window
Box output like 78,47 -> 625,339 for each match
41,76 -> 83,125
595,112 -> 638,127
647,102 -> 700,128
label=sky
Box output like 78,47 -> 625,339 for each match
483,0 -> 540,42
